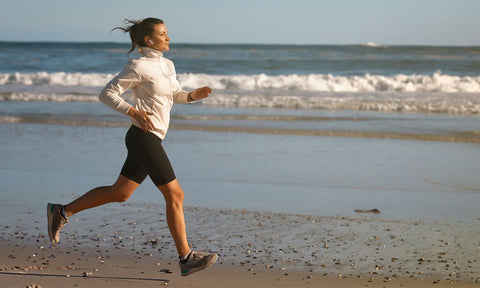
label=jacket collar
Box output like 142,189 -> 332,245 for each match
140,47 -> 164,58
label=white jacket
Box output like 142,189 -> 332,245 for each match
99,47 -> 190,140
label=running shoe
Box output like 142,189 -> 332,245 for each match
47,203 -> 68,244
179,250 -> 218,276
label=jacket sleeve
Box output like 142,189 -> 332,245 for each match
99,61 -> 141,114
168,61 -> 190,104
172,80 -> 190,104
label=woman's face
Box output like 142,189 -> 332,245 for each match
146,24 -> 170,52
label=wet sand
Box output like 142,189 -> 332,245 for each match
1,204 -> 479,287
1,122 -> 480,287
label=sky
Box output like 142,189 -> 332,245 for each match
1,0 -> 479,46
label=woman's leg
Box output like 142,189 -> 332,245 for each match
48,174 -> 139,243
160,179 -> 218,276
64,175 -> 140,217
158,179 -> 190,257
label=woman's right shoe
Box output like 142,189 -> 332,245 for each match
179,250 -> 218,276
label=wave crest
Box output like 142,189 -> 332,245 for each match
0,71 -> 115,86
1,71 -> 480,93
179,72 -> 480,93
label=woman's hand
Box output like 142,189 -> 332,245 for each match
127,107 -> 154,132
190,86 -> 212,102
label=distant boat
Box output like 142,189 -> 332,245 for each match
360,41 -> 387,48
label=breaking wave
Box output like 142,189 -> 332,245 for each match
1,71 -> 479,93
2,71 -> 480,114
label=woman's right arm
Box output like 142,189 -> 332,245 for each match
98,61 -> 139,115
99,62 -> 154,132
126,106 -> 154,132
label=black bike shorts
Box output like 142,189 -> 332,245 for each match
120,125 -> 176,186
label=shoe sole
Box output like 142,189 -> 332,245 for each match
47,203 -> 55,243
181,254 -> 218,276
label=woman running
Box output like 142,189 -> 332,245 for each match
47,17 -> 217,276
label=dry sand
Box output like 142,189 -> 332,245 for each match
1,204 -> 479,287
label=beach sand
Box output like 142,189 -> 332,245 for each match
1,204 -> 479,288
1,122 -> 480,287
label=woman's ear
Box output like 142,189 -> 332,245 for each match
144,36 -> 152,46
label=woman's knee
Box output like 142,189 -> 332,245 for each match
165,188 -> 184,206
112,175 -> 139,202
159,180 -> 184,206
115,190 -> 132,202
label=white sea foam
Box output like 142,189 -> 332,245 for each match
2,71 -> 479,93
178,72 -> 480,93
0,72 -> 115,87
202,92 -> 480,114
2,91 -> 478,114
2,72 -> 480,114
0,92 -> 101,102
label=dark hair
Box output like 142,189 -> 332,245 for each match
113,18 -> 164,54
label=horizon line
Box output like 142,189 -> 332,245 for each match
1,40 -> 480,48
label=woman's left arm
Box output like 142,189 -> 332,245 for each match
172,84 -> 212,103
187,86 -> 212,102
168,60 -> 212,103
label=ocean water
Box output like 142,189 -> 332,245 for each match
1,42 -> 480,114
1,42 -> 480,221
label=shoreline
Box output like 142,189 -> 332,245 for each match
2,110 -> 480,143
1,204 -> 479,287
